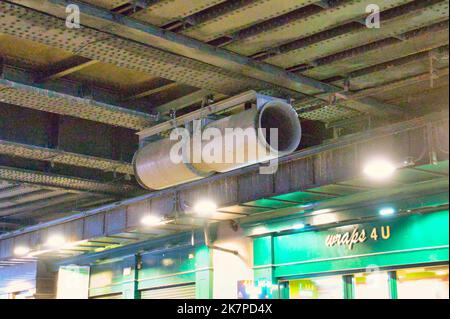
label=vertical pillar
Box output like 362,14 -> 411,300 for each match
195,245 -> 213,299
388,271 -> 398,299
122,254 -> 141,299
56,265 -> 90,299
253,235 -> 278,299
343,275 -> 355,299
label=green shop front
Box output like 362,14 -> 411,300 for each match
252,209 -> 449,299
86,243 -> 213,300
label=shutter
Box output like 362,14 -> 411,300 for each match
90,293 -> 123,299
140,283 -> 196,299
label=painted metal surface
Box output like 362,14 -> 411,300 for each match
226,0 -> 413,56
0,115 -> 447,262
255,210 -> 449,278
0,139 -> 134,175
0,79 -> 155,131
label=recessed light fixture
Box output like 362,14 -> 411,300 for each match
379,207 -> 396,216
141,215 -> 164,226
45,235 -> 66,248
14,246 -> 30,256
363,158 -> 397,180
292,223 -> 306,230
193,200 -> 217,216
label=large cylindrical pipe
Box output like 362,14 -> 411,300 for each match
196,100 -> 301,173
134,100 -> 301,190
133,137 -> 208,190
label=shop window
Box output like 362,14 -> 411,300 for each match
397,265 -> 449,299
354,271 -> 389,299
289,276 -> 343,299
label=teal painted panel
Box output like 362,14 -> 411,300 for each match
273,211 -> 449,276
139,273 -> 196,291
254,236 -> 273,266
137,246 -> 199,290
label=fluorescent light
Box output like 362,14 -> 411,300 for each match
141,215 -> 164,226
292,223 -> 306,230
363,158 -> 397,180
379,207 -> 396,216
193,200 -> 217,216
45,235 -> 66,248
14,246 -> 30,256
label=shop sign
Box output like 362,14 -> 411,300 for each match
325,226 -> 391,250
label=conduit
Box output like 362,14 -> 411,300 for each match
134,98 -> 301,190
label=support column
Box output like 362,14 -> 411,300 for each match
122,254 -> 141,299
343,275 -> 355,299
195,245 -> 213,299
253,235 -> 278,299
388,271 -> 398,299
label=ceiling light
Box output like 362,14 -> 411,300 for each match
193,200 -> 217,216
363,158 -> 397,180
141,215 -> 164,226
292,223 -> 306,230
45,235 -> 66,248
14,246 -> 30,256
379,207 -> 396,216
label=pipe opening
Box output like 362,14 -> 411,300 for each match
258,101 -> 302,154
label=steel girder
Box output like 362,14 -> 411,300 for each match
0,1 -> 294,97
2,0 -> 404,117
0,78 -> 155,130
0,139 -> 134,175
263,0 -> 449,69
0,114 -> 447,262
225,0 -> 414,56
0,166 -> 138,195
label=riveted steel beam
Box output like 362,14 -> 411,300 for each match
34,57 -> 99,83
225,0 -> 413,56
0,193 -> 114,221
3,0 -> 405,117
123,82 -> 178,101
301,20 -> 449,83
180,0 -> 317,41
0,166 -> 138,195
0,114 -> 447,262
0,193 -> 84,217
0,1 -> 325,95
331,45 -> 449,82
0,217 -> 36,227
218,3 -> 328,47
0,139 -> 134,176
312,20 -> 450,71
263,0 -> 449,69
1,1 -> 297,98
0,78 -> 156,130
0,190 -> 67,208
154,89 -> 216,114
131,0 -> 227,27
295,46 -> 449,120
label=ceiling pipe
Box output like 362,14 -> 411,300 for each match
133,93 -> 302,190
203,223 -> 239,256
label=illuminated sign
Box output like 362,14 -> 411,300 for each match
325,226 -> 391,250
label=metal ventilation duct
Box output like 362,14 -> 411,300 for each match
134,96 -> 301,190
